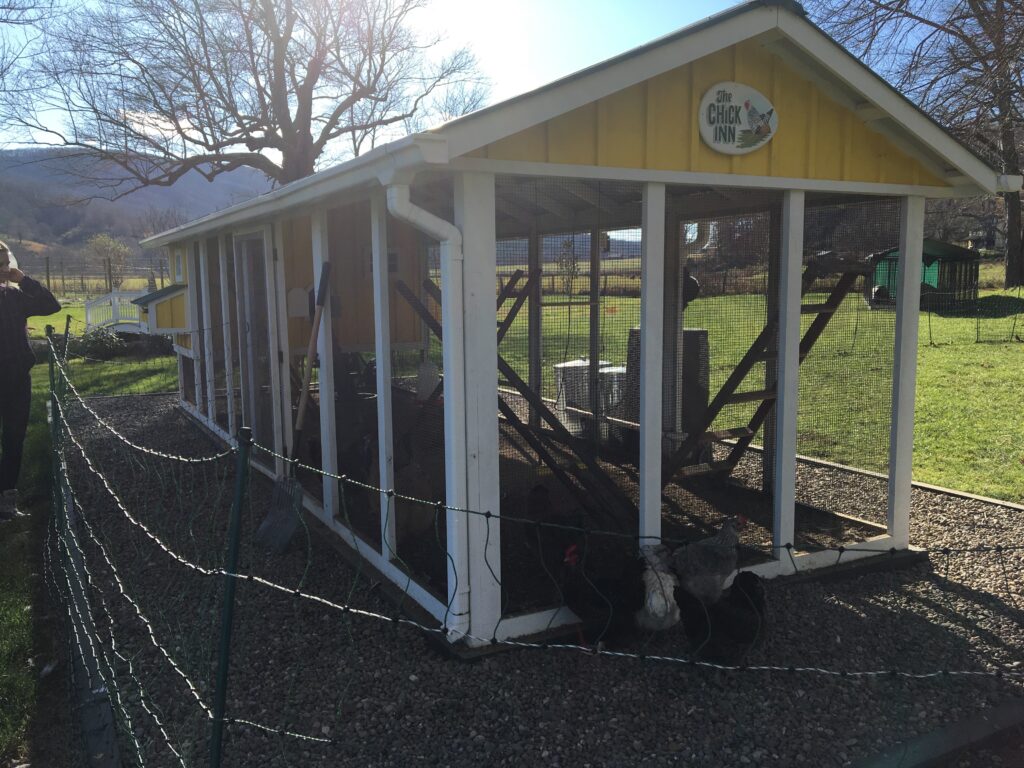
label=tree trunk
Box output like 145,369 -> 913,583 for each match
279,136 -> 317,184
997,88 -> 1022,288
1005,191 -> 1023,288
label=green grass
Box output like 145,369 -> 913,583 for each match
27,306 -> 87,341
499,288 -> 1023,501
0,353 -> 177,762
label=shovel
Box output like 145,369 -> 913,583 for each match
255,262 -> 332,554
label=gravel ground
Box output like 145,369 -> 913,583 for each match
56,394 -> 1024,768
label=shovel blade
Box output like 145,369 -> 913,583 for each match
254,477 -> 303,555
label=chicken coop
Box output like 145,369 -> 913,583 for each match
139,0 -> 1018,646
866,238 -> 980,311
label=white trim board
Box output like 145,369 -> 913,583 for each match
450,158 -> 973,198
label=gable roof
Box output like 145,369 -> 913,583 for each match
433,0 -> 1011,194
143,0 -> 1017,249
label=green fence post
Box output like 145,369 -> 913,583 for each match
62,313 -> 72,361
210,427 -> 252,768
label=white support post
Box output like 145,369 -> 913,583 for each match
370,192 -> 397,553
888,195 -> 924,549
774,190 -> 804,565
272,221 -> 293,463
220,235 -> 237,438
312,208 -> 340,515
639,182 -> 665,545
454,171 -> 501,644
189,243 -> 204,414
199,239 -> 217,424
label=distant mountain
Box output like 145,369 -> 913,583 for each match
0,147 -> 270,249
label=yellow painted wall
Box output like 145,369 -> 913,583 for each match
326,201 -> 425,351
470,40 -> 948,187
176,333 -> 191,350
153,293 -> 187,330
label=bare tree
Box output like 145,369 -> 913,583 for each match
0,0 -> 49,86
87,233 -> 133,289
5,0 -> 482,195
805,0 -> 1024,287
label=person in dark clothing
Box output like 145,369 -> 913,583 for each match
0,242 -> 60,520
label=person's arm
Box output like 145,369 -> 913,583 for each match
9,270 -> 61,317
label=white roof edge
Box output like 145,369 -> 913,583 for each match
776,13 -> 1001,194
141,134 -> 450,248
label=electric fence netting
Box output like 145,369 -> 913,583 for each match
44,324 -> 1024,768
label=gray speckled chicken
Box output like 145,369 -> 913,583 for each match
670,516 -> 745,605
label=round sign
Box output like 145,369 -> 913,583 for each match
698,82 -> 778,155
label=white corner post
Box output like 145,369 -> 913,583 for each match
455,172 -> 502,644
219,235 -> 237,438
774,190 -> 804,568
311,207 -> 340,516
370,192 -> 397,552
189,242 -> 204,415
639,182 -> 666,544
888,195 -> 925,549
199,239 -> 217,424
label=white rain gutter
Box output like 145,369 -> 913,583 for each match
383,180 -> 471,644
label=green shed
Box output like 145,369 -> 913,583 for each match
867,239 -> 980,311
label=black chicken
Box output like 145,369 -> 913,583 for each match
559,539 -> 646,647
675,571 -> 768,663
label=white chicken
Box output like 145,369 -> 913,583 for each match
634,544 -> 680,632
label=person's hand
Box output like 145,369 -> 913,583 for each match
0,265 -> 24,283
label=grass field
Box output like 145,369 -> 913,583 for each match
499,288 -> 1023,500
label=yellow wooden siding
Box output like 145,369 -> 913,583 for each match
326,202 -> 424,351
154,293 -> 187,330
176,332 -> 191,350
468,40 -> 948,187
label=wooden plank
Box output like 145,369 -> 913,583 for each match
496,268 -> 524,310
496,271 -> 537,345
725,388 -> 777,405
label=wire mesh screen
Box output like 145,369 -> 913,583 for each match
796,195 -> 899,538
205,237 -> 229,433
389,234 -> 448,599
491,176 -> 646,614
181,355 -> 196,406
325,201 -> 383,550
235,235 -> 276,471
661,187 -> 782,560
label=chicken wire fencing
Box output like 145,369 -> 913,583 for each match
663,186 -> 783,565
491,176 -> 647,616
797,195 -> 899,538
44,307 -> 1024,768
43,326 -> 1024,768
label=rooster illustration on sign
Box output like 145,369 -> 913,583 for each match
739,98 -> 775,148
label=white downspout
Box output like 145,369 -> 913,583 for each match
385,184 -> 471,643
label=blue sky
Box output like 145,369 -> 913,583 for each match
414,0 -> 739,103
